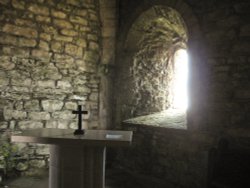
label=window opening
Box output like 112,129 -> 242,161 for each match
171,49 -> 188,110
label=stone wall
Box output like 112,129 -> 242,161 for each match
118,123 -> 212,188
114,0 -> 250,188
0,0 -> 101,172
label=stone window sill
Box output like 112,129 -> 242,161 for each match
123,109 -> 187,130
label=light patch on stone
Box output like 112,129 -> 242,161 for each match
52,111 -> 76,120
4,108 -> 27,120
42,100 -> 64,112
46,120 -> 58,128
28,112 -> 50,120
64,101 -> 77,110
69,95 -> 87,101
18,121 -> 44,129
37,80 -> 55,88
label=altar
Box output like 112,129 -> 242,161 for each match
11,128 -> 133,188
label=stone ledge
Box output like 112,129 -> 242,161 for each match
123,109 -> 187,130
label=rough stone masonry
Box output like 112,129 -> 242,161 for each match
0,0 -> 101,172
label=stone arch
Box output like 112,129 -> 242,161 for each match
118,0 -> 201,48
115,0 -> 205,130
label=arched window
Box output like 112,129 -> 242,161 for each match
118,6 -> 189,129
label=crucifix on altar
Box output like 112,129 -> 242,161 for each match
72,105 -> 88,135
11,105 -> 133,188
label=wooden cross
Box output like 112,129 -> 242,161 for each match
72,105 -> 88,135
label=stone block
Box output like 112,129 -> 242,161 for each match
52,111 -> 76,120
37,80 -> 55,88
69,95 -> 87,101
18,121 -> 43,129
11,86 -> 29,92
46,120 -> 68,129
57,80 -> 72,90
54,34 -> 73,42
0,56 -> 15,70
53,54 -> 75,68
42,100 -> 64,112
4,109 -> 27,120
2,47 -> 30,58
40,33 -> 52,41
73,76 -> 87,85
76,60 -> 96,73
57,2 -> 72,12
14,101 -> 23,110
29,112 -> 50,120
69,121 -> 78,129
89,92 -> 99,101
15,19 -> 35,27
42,25 -> 57,34
24,100 -> 40,111
65,44 -> 82,57
2,24 -> 38,38
0,35 -> 18,46
51,41 -> 62,52
39,40 -> 50,51
79,26 -> 91,32
28,4 -> 49,16
74,85 -> 91,93
0,71 -> 9,87
2,92 -> 31,100
31,49 -> 51,60
46,120 -> 58,128
51,10 -> 67,19
60,29 -> 78,36
0,121 -> 8,129
18,38 -> 37,47
11,78 -> 32,87
11,0 -> 25,9
9,120 -> 16,129
36,15 -> 51,23
57,120 -> 69,129
54,19 -> 73,29
76,38 -> 87,47
64,101 -> 77,110
70,15 -> 88,25
32,63 -> 62,80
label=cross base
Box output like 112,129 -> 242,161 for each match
74,129 -> 85,135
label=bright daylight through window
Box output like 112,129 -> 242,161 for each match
172,49 -> 188,110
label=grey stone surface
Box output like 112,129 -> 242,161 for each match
0,0 -> 102,172
124,109 -> 186,129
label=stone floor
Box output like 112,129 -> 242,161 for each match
0,168 -> 145,188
